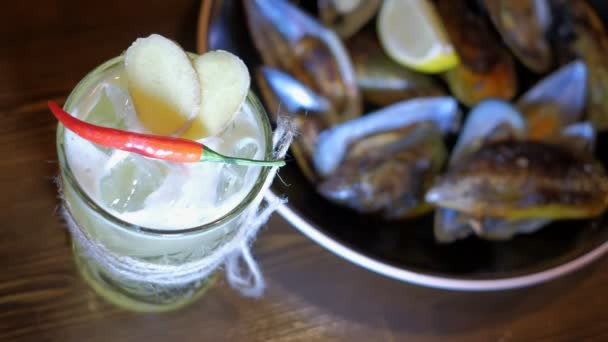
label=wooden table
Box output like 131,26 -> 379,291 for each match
2,1 -> 608,341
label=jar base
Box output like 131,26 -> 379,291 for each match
72,242 -> 215,313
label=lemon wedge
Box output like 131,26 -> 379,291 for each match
377,0 -> 459,74
125,34 -> 200,136
181,50 -> 250,140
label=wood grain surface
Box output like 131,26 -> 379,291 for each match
2,1 -> 608,341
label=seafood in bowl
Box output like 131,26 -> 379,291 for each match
178,0 -> 608,260
429,61 -> 607,242
207,0 -> 608,247
195,0 -> 608,290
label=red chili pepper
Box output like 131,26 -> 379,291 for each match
48,101 -> 285,167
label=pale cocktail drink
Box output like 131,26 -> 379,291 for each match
56,37 -> 275,312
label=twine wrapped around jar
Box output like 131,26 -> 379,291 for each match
60,116 -> 296,298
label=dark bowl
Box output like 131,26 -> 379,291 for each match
201,0 -> 608,290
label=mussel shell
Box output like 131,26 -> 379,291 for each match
256,66 -> 329,182
483,0 -> 553,73
244,0 -> 362,121
292,36 -> 355,122
433,208 -> 551,243
549,0 -> 608,130
521,103 -> 567,140
433,209 -> 472,243
437,0 -> 517,106
318,0 -> 381,38
450,100 -> 526,165
517,60 -> 587,133
243,0 -> 290,69
436,100 -> 528,243
346,29 -> 445,107
427,140 -> 608,220
313,97 -> 460,177
559,121 -> 596,153
256,66 -> 332,115
435,101 -> 596,243
290,118 -> 324,183
476,217 -> 551,240
318,123 -> 447,219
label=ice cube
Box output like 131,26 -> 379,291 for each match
215,137 -> 260,205
103,83 -> 145,133
98,153 -> 168,213
64,130 -> 110,194
142,164 -> 187,208
80,83 -> 146,156
86,83 -> 144,130
86,85 -> 126,128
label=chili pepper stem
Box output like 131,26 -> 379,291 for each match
202,147 -> 285,167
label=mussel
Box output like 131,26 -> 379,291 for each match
346,29 -> 445,107
318,0 -> 381,38
256,66 -> 331,182
558,121 -> 596,154
549,0 -> 608,130
314,96 -> 460,218
427,140 -> 608,220
314,97 -> 460,177
257,66 -> 332,115
430,88 -> 604,242
319,123 -> 446,219
482,0 -> 553,73
436,0 -> 517,106
242,0 -> 608,233
516,60 -> 587,140
244,0 -> 362,122
433,206 -> 552,242
450,100 -> 526,165
434,100 -> 528,242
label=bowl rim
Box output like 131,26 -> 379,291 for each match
266,190 -> 608,290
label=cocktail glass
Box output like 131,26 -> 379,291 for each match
56,55 -> 273,312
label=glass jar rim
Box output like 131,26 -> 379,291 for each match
57,55 -> 273,237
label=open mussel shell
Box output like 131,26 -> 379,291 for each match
318,0 -> 381,38
437,0 -> 517,106
435,98 -> 598,243
558,121 -> 597,153
482,0 -> 553,73
243,0 -> 362,122
313,96 -> 460,177
549,0 -> 608,130
437,100 -> 527,243
346,29 -> 445,107
318,123 -> 447,219
475,218 -> 552,240
450,100 -> 526,165
256,66 -> 331,182
434,208 -> 552,243
427,140 -> 608,220
433,209 -> 471,243
256,66 -> 332,115
517,60 -> 587,138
